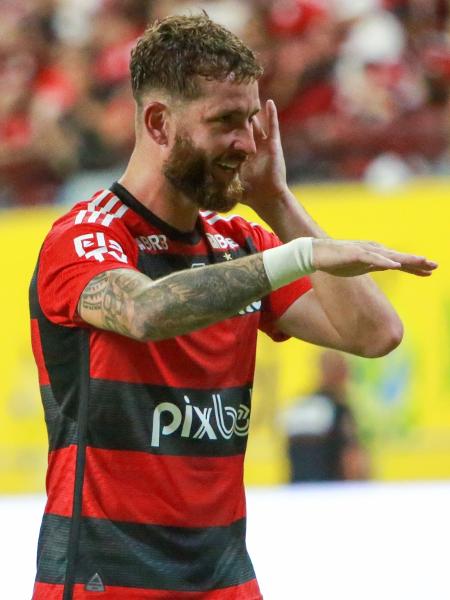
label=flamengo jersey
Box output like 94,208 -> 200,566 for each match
29,182 -> 312,600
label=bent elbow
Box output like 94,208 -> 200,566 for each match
359,317 -> 404,358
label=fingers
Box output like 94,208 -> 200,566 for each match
313,239 -> 438,278
252,115 -> 267,143
253,98 -> 281,143
266,99 -> 281,142
362,250 -> 402,271
397,265 -> 435,276
362,243 -> 438,274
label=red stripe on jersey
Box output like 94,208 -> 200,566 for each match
82,448 -> 246,527
33,580 -> 262,600
74,580 -> 262,599
30,319 -> 50,385
89,314 -> 259,388
93,191 -> 115,210
91,189 -> 107,202
45,445 -> 76,516
32,579 -> 262,600
32,582 -> 63,600
46,446 -> 246,527
33,578 -> 262,599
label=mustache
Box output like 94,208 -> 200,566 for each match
214,151 -> 247,165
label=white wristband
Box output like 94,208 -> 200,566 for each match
262,237 -> 316,290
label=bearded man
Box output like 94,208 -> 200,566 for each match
30,13 -> 436,600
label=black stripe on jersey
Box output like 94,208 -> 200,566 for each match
137,249 -> 251,280
41,385 -> 78,449
30,260 -> 86,421
244,236 -> 258,254
62,328 -> 90,600
31,258 -> 93,599
29,262 -> 42,320
37,513 -> 255,592
47,380 -> 251,457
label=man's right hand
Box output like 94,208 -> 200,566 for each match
312,239 -> 438,277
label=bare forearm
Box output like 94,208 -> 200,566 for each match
256,188 -> 327,241
79,255 -> 271,341
262,189 -> 403,350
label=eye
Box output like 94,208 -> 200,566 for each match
217,113 -> 233,123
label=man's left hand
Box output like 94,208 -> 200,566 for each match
241,99 -> 289,215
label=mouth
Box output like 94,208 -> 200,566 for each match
213,160 -> 242,180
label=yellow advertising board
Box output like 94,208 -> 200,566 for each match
0,179 -> 449,492
244,179 -> 450,483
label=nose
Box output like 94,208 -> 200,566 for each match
232,123 -> 257,156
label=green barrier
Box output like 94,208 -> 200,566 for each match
0,179 -> 449,492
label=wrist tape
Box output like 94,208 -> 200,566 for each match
262,237 -> 316,290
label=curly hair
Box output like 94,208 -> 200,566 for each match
130,13 -> 263,104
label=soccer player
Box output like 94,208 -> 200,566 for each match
30,14 -> 437,600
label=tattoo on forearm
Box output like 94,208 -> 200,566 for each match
79,254 -> 271,341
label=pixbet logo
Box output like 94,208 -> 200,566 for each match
73,232 -> 128,263
151,394 -> 250,447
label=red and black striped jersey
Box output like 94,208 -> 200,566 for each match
30,182 -> 312,600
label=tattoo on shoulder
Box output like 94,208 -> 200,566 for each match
79,269 -> 146,338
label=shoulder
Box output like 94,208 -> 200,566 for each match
200,210 -> 253,232
200,211 -> 279,252
43,189 -> 135,252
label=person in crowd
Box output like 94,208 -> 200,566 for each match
1,0 -> 449,206
280,350 -> 370,482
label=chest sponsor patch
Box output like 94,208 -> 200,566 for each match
151,393 -> 250,448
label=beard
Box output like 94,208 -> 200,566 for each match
163,135 -> 244,213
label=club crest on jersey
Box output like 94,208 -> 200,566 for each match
73,232 -> 128,263
151,394 -> 250,448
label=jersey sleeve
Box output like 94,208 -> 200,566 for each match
244,220 -> 313,342
37,216 -> 139,327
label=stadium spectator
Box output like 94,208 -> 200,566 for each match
0,0 -> 449,206
280,350 -> 370,482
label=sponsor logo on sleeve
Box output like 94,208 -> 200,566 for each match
73,232 -> 128,263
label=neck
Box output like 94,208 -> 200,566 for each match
119,148 -> 200,232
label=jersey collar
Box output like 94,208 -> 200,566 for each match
110,181 -> 202,245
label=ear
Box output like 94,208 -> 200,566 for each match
143,102 -> 170,145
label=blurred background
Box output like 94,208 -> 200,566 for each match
1,0 -> 449,598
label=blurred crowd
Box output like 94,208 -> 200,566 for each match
1,0 -> 449,207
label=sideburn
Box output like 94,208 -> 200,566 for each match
163,136 -> 207,201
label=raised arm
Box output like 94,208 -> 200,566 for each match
240,99 -> 438,357
78,232 -> 436,346
78,255 -> 271,341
